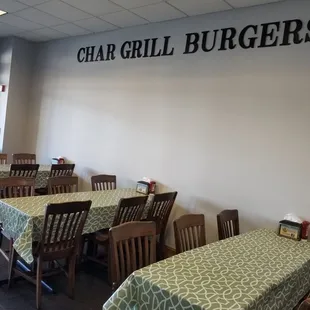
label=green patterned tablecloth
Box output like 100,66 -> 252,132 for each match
0,188 -> 143,264
103,229 -> 310,310
0,164 -> 51,188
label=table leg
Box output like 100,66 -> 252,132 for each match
16,260 -> 54,293
0,238 -> 18,286
86,237 -> 95,257
0,239 -> 54,293
0,224 -> 3,248
0,228 -> 9,263
8,239 -> 17,288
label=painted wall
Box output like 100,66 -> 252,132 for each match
29,0 -> 310,247
2,38 -> 36,160
0,38 -> 13,152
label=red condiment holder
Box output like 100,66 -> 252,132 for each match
301,221 -> 310,239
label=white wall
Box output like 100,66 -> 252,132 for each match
2,38 -> 36,159
0,38 -> 13,152
29,0 -> 310,247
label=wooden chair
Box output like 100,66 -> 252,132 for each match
0,177 -> 35,259
87,196 -> 148,267
8,200 -> 92,309
145,192 -> 177,260
174,214 -> 206,254
109,221 -> 156,291
91,196 -> 148,245
9,164 -> 39,178
47,176 -> 78,195
36,164 -> 75,195
0,177 -> 35,198
299,299 -> 310,310
217,209 -> 239,240
50,164 -> 75,177
12,153 -> 36,164
91,174 -> 116,191
0,153 -> 7,164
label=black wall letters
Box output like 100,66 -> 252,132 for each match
77,18 -> 310,63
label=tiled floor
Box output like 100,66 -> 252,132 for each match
0,253 -> 112,310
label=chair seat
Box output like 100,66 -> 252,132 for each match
35,187 -> 48,195
32,241 -> 74,258
95,231 -> 109,243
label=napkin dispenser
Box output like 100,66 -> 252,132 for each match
136,178 -> 156,195
51,156 -> 65,164
278,220 -> 302,241
136,181 -> 150,195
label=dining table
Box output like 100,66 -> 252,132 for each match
0,188 -> 144,265
103,229 -> 310,310
0,164 -> 51,188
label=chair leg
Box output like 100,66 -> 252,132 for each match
36,259 -> 43,310
68,255 -> 76,299
86,238 -> 95,257
0,224 -> 3,248
108,248 -> 112,286
8,239 -> 17,288
77,237 -> 85,265
158,234 -> 166,261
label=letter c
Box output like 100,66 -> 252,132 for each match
77,48 -> 85,62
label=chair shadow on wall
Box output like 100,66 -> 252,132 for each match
78,168 -> 138,192
188,197 -> 277,244
152,182 -> 181,248
80,167 -> 97,191
240,211 -> 277,235
80,167 -> 139,191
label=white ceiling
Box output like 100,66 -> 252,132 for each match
0,0 -> 285,42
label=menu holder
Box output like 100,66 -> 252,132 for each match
278,220 -> 302,241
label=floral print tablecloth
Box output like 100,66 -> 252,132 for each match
0,188 -> 143,263
103,229 -> 310,310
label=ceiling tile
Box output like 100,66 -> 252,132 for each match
168,0 -> 232,16
52,23 -> 91,35
226,0 -> 282,8
32,27 -> 69,39
74,17 -> 116,32
15,8 -> 65,26
61,0 -> 122,16
102,10 -> 147,28
132,2 -> 185,22
35,0 -> 92,21
0,21 -> 22,35
0,14 -> 43,30
110,0 -> 162,10
16,30 -> 49,41
18,0 -> 49,5
0,0 -> 28,13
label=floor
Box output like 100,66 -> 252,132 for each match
0,247 -> 112,310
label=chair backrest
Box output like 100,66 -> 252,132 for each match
9,164 -> 39,178
0,177 -> 35,198
298,299 -> 310,310
109,221 -> 156,291
50,164 -> 75,177
217,209 -> 239,240
39,201 -> 91,260
0,153 -> 7,164
146,192 -> 177,235
48,176 -> 78,195
112,196 -> 148,227
12,153 -> 36,164
174,214 -> 206,254
91,174 -> 116,191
